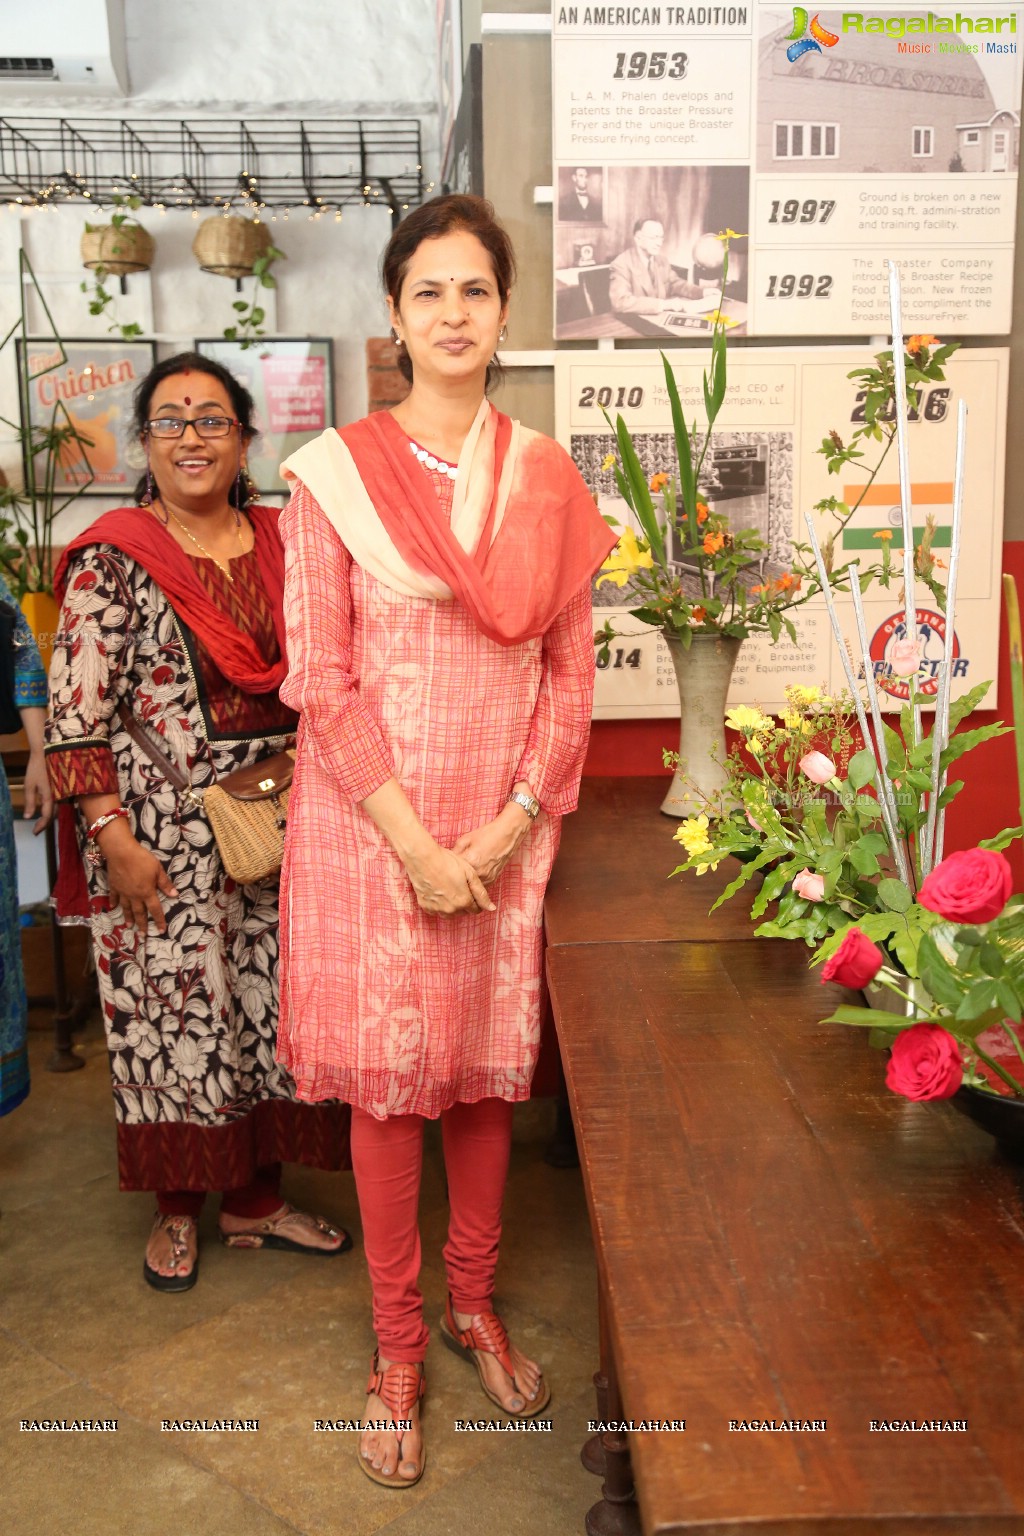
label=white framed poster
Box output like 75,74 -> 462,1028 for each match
554,345 -> 1009,717
552,4 -> 1023,338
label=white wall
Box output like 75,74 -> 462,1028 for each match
0,0 -> 441,541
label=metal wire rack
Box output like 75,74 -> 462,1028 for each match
0,116 -> 426,219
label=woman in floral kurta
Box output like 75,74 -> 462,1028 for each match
45,352 -> 350,1291
0,574 -> 52,1117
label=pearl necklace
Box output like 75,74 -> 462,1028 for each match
155,503 -> 243,582
408,438 -> 459,482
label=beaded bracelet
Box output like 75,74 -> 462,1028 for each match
84,807 -> 129,867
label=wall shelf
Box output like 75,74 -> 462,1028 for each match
0,116 -> 426,219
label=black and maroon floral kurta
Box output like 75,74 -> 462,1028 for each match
45,541 -> 349,1191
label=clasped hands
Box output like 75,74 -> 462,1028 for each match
403,802 -> 533,918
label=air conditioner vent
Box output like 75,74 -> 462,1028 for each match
0,58 -> 58,79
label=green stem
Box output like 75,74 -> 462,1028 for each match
970,1040 -> 1024,1098
1002,574 -> 1024,832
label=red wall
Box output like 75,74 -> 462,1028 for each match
584,540 -> 1024,888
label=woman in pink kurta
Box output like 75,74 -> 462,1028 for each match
277,195 -> 615,1488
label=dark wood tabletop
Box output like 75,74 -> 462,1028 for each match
546,778 -> 1024,1535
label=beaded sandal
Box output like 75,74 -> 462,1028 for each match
143,1214 -> 199,1293
359,1351 -> 426,1489
218,1204 -> 352,1255
440,1294 -> 551,1417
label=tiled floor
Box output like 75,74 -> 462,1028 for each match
1,1017 -> 601,1535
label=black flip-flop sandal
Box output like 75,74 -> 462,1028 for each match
143,1214 -> 199,1293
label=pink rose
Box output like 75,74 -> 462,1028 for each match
799,750 -> 836,785
917,848 -> 1013,925
888,639 -> 922,678
821,928 -> 884,990
793,868 -> 825,903
885,1024 -> 963,1102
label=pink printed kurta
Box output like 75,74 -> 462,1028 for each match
277,466 -> 596,1120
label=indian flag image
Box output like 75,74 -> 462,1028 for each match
841,482 -> 953,550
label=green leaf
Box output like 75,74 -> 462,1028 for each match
941,723 -> 1010,770
821,1005 -> 906,1030
661,353 -> 696,516
877,878 -> 912,913
980,825 -> 1024,851
232,300 -> 248,312
847,747 -> 877,791
848,844 -> 881,877
947,680 -> 991,731
614,415 -> 666,568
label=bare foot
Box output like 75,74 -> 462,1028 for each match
217,1202 -> 348,1253
452,1307 -> 546,1413
145,1214 -> 197,1281
360,1360 -> 424,1482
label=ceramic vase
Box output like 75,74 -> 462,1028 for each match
660,632 -> 743,819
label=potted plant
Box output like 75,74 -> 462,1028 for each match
192,215 -> 285,349
2,254 -> 96,668
80,195 -> 153,342
596,236 -> 955,818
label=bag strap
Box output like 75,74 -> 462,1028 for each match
115,701 -> 195,796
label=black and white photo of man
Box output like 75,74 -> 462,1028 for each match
559,166 -> 604,221
608,218 -> 702,314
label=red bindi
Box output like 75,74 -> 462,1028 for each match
183,395 -> 191,405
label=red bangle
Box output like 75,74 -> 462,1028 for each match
85,808 -> 129,842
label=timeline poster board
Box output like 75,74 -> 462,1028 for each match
552,4 -> 1023,338
554,346 -> 1008,718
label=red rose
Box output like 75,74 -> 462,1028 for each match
885,1024 -> 963,1102
821,928 -> 883,990
917,848 -> 1012,925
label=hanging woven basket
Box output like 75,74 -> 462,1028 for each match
192,215 -> 272,279
80,222 -> 155,276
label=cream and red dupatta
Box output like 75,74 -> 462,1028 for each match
281,400 -> 615,646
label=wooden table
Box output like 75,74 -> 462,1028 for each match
545,778 -> 1024,1535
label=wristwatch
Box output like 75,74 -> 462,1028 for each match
508,790 -> 541,821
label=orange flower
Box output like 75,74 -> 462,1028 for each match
703,530 -> 725,555
649,471 -> 671,493
696,501 -> 709,525
773,572 -> 800,593
750,583 -> 768,597
873,530 -> 894,541
907,334 -> 940,356
691,605 -> 707,622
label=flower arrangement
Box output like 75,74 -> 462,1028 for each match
594,238 -> 958,658
669,678 -> 1007,958
672,260 -> 1023,1119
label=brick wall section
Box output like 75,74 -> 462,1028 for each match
366,337 -> 410,414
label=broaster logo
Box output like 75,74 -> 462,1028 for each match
869,607 -> 969,701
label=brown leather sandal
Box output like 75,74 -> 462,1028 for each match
359,1351 -> 426,1489
440,1294 -> 551,1418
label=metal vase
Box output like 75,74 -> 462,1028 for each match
660,632 -> 743,819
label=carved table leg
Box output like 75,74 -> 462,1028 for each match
581,1368 -> 607,1476
585,1276 -> 640,1536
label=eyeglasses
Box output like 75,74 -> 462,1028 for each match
145,415 -> 239,439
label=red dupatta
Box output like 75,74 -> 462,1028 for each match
51,503 -> 289,920
334,405 -> 616,647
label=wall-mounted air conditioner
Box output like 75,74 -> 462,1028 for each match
0,0 -> 128,95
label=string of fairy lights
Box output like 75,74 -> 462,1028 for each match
0,118 -> 433,222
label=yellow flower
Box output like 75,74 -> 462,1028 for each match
715,229 -> 746,242
673,814 -> 721,872
725,705 -> 772,733
788,685 -> 821,708
707,310 -> 740,329
595,527 -> 654,589
782,709 -> 813,734
601,453 -> 617,472
873,529 -> 893,542
748,735 -> 768,756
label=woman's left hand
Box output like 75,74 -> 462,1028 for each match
22,748 -> 54,834
452,803 -> 531,886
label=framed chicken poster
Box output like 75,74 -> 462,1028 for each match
16,337 -> 156,496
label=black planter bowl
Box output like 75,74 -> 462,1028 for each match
952,1084 -> 1024,1161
